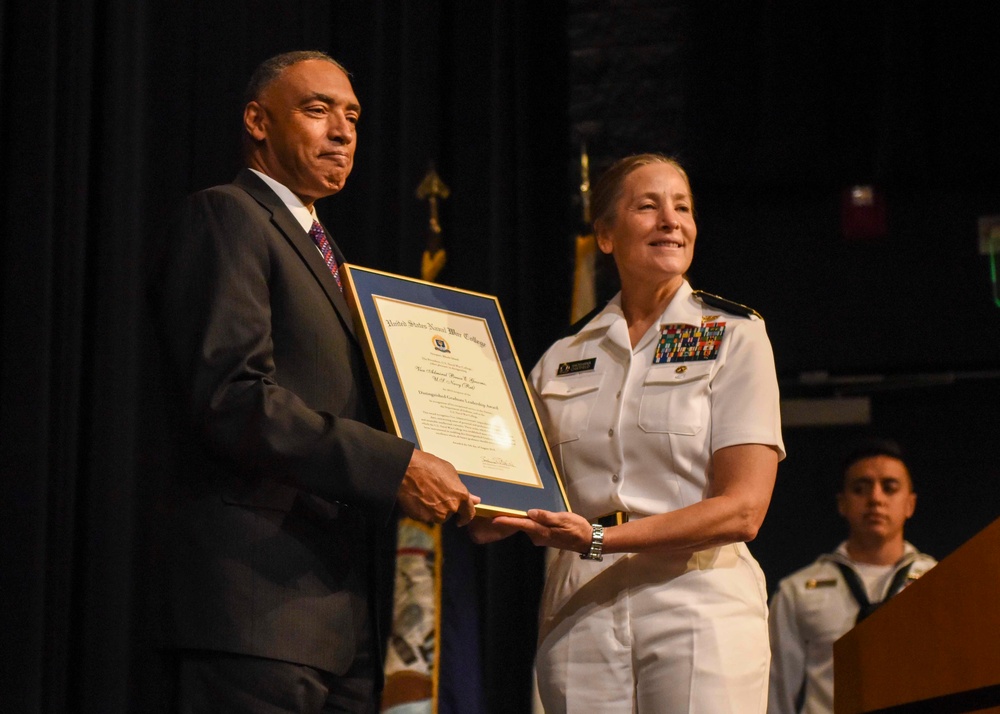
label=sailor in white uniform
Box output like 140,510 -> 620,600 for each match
768,439 -> 935,714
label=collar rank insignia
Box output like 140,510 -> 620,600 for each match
805,578 -> 837,590
654,323 -> 726,364
557,358 -> 597,375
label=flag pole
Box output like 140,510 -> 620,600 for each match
570,143 -> 597,323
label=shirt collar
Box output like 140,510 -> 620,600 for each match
659,279 -> 699,325
832,540 -> 919,562
580,280 -> 699,336
249,169 -> 317,233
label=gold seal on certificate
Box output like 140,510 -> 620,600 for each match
342,265 -> 568,517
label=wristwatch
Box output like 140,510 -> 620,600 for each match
580,523 -> 605,561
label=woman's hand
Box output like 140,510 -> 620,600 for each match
491,510 -> 594,554
466,515 -> 521,544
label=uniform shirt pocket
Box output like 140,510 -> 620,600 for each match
539,373 -> 604,444
637,363 -> 712,435
799,587 -> 853,646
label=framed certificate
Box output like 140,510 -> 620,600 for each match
342,264 -> 569,517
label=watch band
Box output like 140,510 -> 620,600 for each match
580,523 -> 605,561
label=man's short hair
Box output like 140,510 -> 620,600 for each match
839,437 -> 911,490
243,50 -> 347,105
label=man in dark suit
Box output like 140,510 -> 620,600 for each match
151,50 -> 478,712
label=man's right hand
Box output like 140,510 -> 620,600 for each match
397,448 -> 479,526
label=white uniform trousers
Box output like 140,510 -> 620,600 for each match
535,543 -> 770,714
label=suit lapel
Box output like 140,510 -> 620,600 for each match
234,170 -> 357,340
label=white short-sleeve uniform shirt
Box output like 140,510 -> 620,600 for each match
529,281 -> 785,714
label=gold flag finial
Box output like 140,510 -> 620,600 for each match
416,163 -> 450,236
416,163 -> 450,282
580,143 -> 591,225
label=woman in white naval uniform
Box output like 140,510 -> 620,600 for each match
475,154 -> 785,713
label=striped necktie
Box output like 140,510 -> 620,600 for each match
308,219 -> 342,292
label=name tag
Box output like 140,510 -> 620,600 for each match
653,323 -> 726,364
557,358 -> 597,375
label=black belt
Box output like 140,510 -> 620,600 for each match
596,512 -> 629,527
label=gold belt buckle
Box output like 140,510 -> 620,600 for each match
596,511 -> 629,527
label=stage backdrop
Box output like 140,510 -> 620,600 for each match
4,2 -> 1000,713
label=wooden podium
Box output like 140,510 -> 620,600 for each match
834,517 -> 1000,713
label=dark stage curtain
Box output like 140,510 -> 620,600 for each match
0,2 -> 569,711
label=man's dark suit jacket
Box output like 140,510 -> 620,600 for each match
152,169 -> 414,675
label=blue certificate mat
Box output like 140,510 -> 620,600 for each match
342,264 -> 569,517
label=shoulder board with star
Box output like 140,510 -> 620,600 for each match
693,290 -> 762,320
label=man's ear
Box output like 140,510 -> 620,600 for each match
904,491 -> 916,520
244,101 -> 267,142
836,492 -> 847,519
